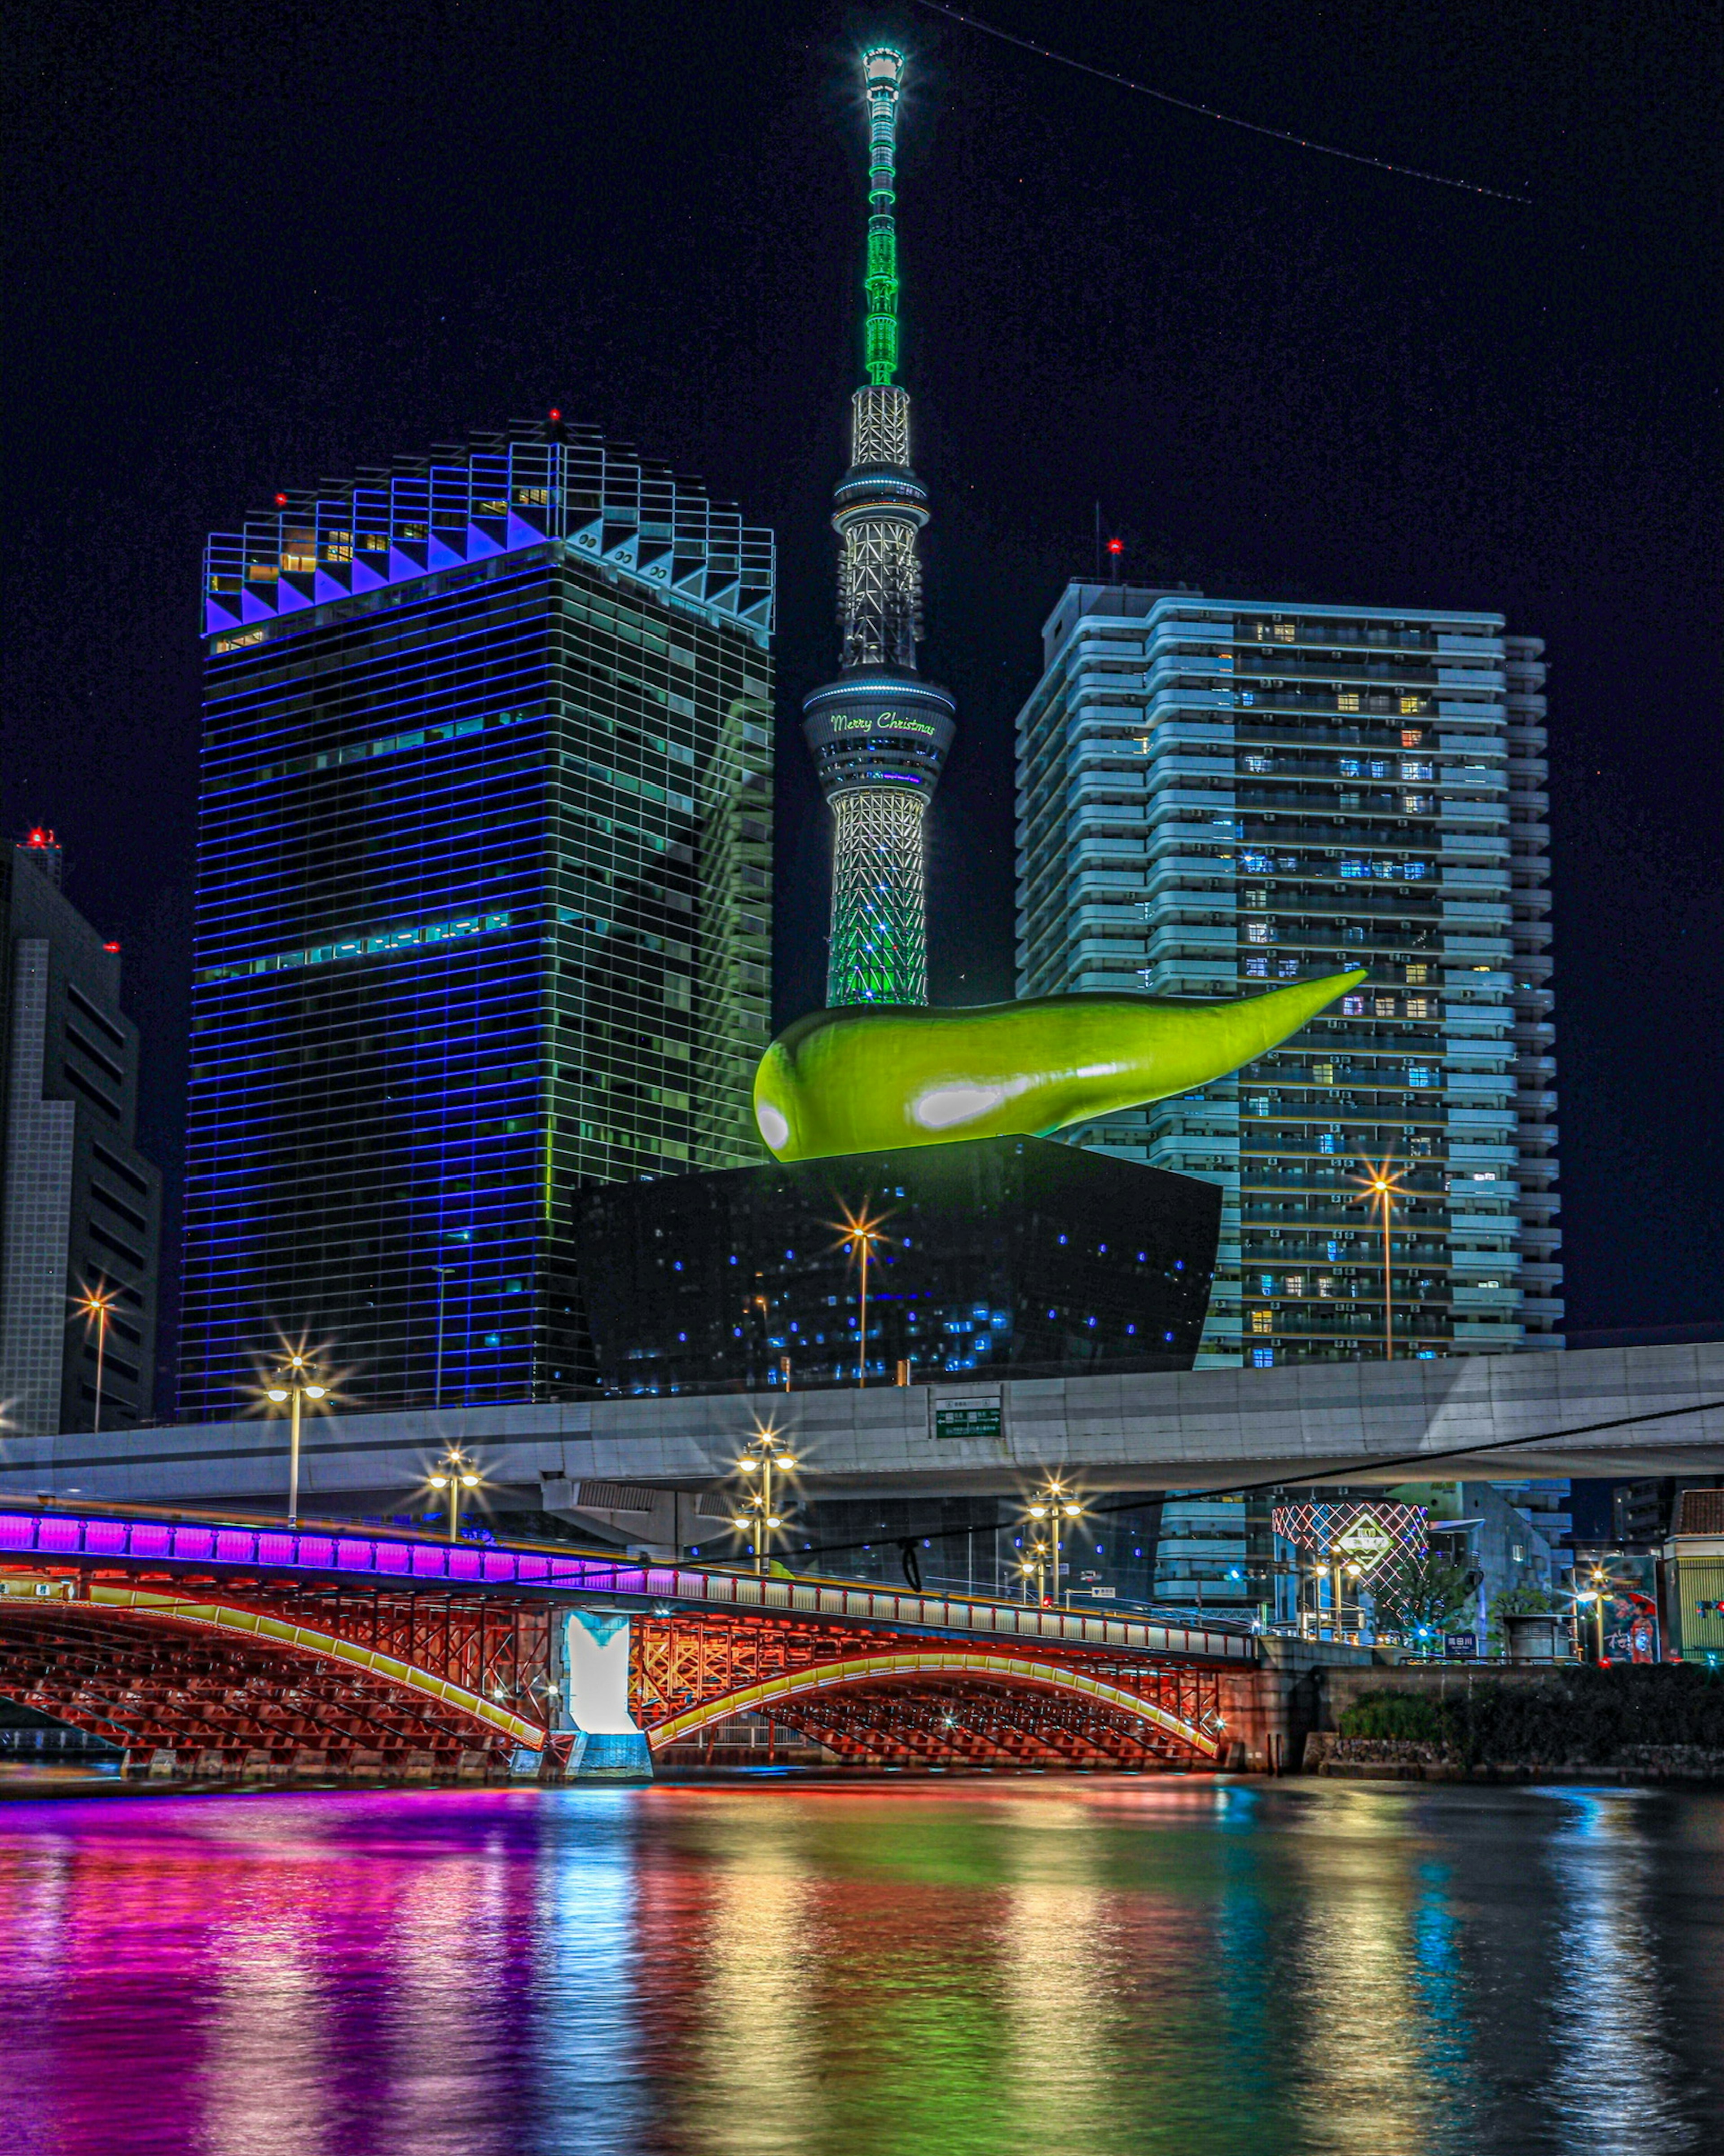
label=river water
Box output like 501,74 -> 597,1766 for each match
0,1775 -> 1718,2156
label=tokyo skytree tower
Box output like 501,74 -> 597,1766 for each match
802,45 -> 955,1006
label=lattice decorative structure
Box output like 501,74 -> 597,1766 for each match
829,788 -> 930,1004
1272,1498 -> 1429,1599
803,46 -> 955,1008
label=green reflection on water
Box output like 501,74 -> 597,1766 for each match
638,1783 -> 1500,2156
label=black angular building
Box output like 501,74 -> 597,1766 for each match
573,1135 -> 1221,1397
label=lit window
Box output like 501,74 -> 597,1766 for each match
1407,996 -> 1432,1019
1325,1241 -> 1342,1261
1373,860 -> 1397,879
1245,921 -> 1272,943
1401,728 -> 1423,747
1337,691 -> 1361,713
1317,1275 -> 1337,1296
1274,622 -> 1295,642
1375,996 -> 1397,1016
1369,759 -> 1392,779
1407,1067 -> 1434,1087
1248,1096 -> 1271,1116
1241,851 -> 1272,871
1284,1275 -> 1305,1295
1277,959 -> 1298,978
1317,1134 -> 1337,1155
1244,887 -> 1268,908
1338,758 -> 1362,777
1404,860 -> 1428,877
1341,994 -> 1365,1015
1406,963 -> 1429,985
1251,1309 -> 1273,1334
1253,1347 -> 1275,1367
1313,1062 -> 1335,1084
1400,760 -> 1433,780
1242,754 -> 1272,773
1340,859 -> 1367,878
1399,695 -> 1425,716
1258,1275 -> 1276,1296
1403,795 -> 1431,813
1244,956 -> 1269,977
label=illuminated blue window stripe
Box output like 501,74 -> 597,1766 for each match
196,909 -> 516,985
204,709 -> 537,796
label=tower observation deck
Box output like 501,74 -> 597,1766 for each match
803,45 -> 955,1006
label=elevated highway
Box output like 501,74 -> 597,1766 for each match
5,1343 -> 1719,1533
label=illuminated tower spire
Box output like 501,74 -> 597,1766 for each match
803,44 -> 955,1007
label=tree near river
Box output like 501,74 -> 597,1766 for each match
1371,1552 -> 1480,1639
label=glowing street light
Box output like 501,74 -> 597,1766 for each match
733,1429 -> 799,1576
1024,1477 -> 1083,1608
262,1352 -> 328,1527
427,1446 -> 482,1544
1350,1152 -> 1409,1361
70,1285 -> 119,1434
832,1204 -> 892,1387
1019,1541 -> 1050,1605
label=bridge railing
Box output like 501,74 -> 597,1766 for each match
0,1506 -> 1255,1664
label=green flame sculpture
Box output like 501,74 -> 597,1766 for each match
752,971 -> 1366,1162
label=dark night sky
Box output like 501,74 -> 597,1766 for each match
5,0 -> 1720,1387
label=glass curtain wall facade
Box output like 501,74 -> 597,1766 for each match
1015,582 -> 1561,1369
179,419 -> 774,1419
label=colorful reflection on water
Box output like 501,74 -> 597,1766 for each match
0,1777 -> 1719,2155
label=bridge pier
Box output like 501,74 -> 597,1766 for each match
554,1610 -> 653,1781
1219,1640 -> 1377,1772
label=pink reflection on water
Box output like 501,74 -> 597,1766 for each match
0,1790 -> 555,2156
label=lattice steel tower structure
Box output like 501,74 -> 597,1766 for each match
803,44 -> 955,1005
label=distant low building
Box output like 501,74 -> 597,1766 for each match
0,831 -> 161,1432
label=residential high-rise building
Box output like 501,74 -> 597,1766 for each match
179,418 -> 774,1419
0,831 -> 161,1432
1016,582 -> 1560,1367
803,44 -> 955,1005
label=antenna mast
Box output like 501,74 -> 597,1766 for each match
802,46 -> 956,1008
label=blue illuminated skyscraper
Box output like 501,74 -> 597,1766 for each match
177,417 -> 774,1418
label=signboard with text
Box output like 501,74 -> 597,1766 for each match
933,1396 -> 1002,1442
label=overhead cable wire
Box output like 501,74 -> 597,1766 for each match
776,1396 -> 1723,1571
907,0 -> 1532,204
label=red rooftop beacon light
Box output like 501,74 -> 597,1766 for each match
274,492 -> 288,507
1107,535 -> 1125,584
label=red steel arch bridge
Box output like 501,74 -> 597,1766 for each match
0,1502 -> 1253,1780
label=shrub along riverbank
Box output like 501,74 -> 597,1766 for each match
1322,1664 -> 1724,1781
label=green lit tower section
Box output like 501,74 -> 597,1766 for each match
803,44 -> 955,1006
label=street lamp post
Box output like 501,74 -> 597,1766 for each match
1019,1542 -> 1049,1604
264,1354 -> 328,1527
432,1266 -> 453,1408
1025,1477 -> 1083,1608
1350,1153 -> 1409,1361
733,1429 -> 799,1576
835,1208 -> 890,1387
1585,1563 -> 1611,1664
71,1286 -> 118,1433
427,1446 -> 481,1543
